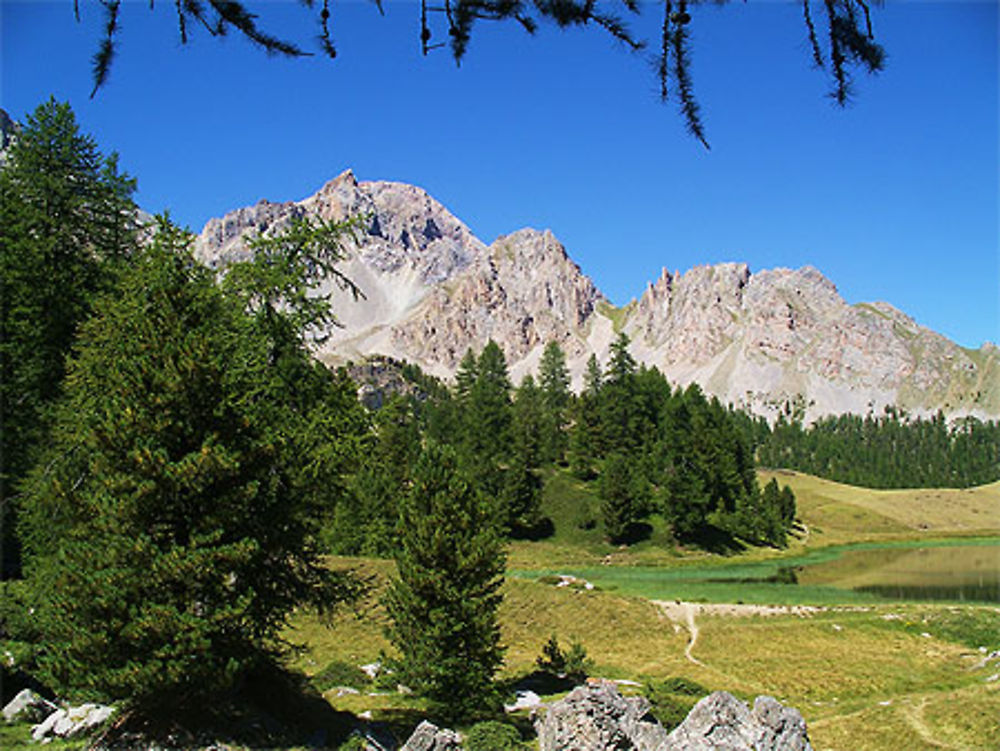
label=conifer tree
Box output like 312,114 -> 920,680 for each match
600,453 -> 645,544
385,442 -> 506,723
455,347 -> 479,403
17,220 -> 361,708
780,484 -> 797,527
0,98 -> 136,576
601,332 -> 639,453
333,394 -> 418,556
504,376 -> 544,533
461,340 -> 513,498
538,341 -> 571,462
584,353 -> 604,396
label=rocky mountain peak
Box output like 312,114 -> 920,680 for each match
194,173 -> 1000,422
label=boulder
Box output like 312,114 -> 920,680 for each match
2,688 -> 57,724
664,692 -> 813,751
535,683 -> 813,751
32,702 -> 114,741
399,720 -> 462,751
534,681 -> 668,751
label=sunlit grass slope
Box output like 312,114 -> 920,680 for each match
761,470 -> 1000,544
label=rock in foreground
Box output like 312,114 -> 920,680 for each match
535,682 -> 812,751
2,688 -> 57,724
665,691 -> 813,751
400,719 -> 462,751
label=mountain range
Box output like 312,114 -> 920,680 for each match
194,170 -> 999,423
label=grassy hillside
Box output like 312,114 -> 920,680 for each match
5,470 -> 997,750
283,556 -> 1000,751
760,470 -> 1000,545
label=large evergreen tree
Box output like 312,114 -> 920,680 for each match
17,219 -> 361,709
600,453 -> 647,544
600,332 -> 639,454
1,98 -> 136,577
384,442 -> 506,723
538,340 -> 571,463
460,340 -> 513,499
504,376 -> 544,534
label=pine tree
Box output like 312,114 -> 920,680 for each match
600,453 -> 639,544
601,332 -> 639,453
384,442 -> 506,723
17,219 -> 361,709
538,341 -> 571,462
1,98 -> 136,576
584,353 -> 603,396
503,376 -> 544,534
460,341 -> 513,499
569,354 -> 604,478
333,394 -> 418,556
455,348 -> 479,403
780,484 -> 797,527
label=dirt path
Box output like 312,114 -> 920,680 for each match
901,697 -> 964,750
653,601 -> 824,666
655,601 -> 703,665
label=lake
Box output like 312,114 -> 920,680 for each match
524,539 -> 1000,605
794,542 -> 1000,603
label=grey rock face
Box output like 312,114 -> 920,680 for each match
2,688 -> 57,724
664,692 -> 812,751
536,684 -> 812,751
399,720 -> 462,751
195,172 -> 1000,422
535,682 -> 668,751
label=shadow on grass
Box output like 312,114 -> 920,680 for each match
511,517 -> 556,541
680,524 -> 747,555
506,670 -> 578,696
97,663 -> 358,749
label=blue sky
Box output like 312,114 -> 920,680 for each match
2,1 -> 997,348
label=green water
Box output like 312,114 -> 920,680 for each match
518,538 -> 1000,605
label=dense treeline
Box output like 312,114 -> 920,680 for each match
330,333 -> 798,553
757,410 -> 1000,489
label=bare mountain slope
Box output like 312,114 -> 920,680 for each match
194,171 -> 999,422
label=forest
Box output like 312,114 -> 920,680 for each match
1,98 -> 997,738
756,409 -> 1000,489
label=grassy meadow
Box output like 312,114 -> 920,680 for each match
5,470 -> 997,750
274,469 -> 1000,750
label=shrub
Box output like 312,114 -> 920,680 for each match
657,676 -> 708,696
535,634 -> 592,682
643,676 -> 708,731
311,660 -> 371,692
464,720 -> 523,751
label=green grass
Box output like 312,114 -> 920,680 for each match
11,468 -> 998,750
514,537 -> 1000,606
290,469 -> 1000,750
595,300 -> 636,333
760,470 -> 1000,542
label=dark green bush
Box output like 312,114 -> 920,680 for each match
657,676 -> 708,696
643,676 -> 708,731
311,659 -> 371,691
646,694 -> 692,731
464,720 -> 523,751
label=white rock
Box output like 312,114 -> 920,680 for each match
505,689 -> 542,712
3,689 -> 57,724
32,703 -> 113,740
